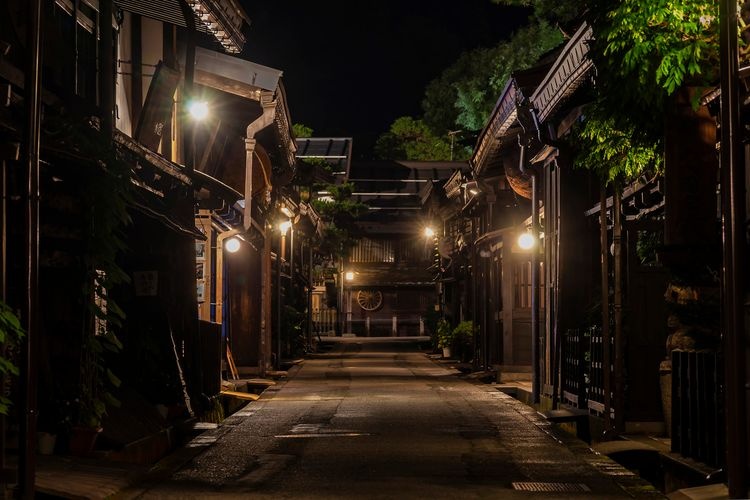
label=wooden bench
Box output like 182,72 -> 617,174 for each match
540,408 -> 591,443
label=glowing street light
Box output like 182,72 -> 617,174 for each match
518,232 -> 535,250
224,236 -> 241,253
279,220 -> 292,235
424,227 -> 435,238
188,100 -> 209,121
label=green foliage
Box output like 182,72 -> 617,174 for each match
570,104 -> 663,184
636,230 -> 663,266
311,182 -> 368,259
437,319 -> 475,351
569,0 -> 720,184
378,21 -> 562,161
292,123 -> 314,138
0,301 -> 24,415
67,121 -> 132,429
449,21 -> 563,131
436,319 -> 453,348
77,330 -> 123,428
438,320 -> 476,362
452,321 -> 476,346
598,0 -> 719,96
374,116 -> 458,160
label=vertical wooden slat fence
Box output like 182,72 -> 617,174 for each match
671,350 -> 724,468
586,326 -> 614,419
561,328 -> 587,408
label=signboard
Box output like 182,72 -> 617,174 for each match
134,61 -> 180,153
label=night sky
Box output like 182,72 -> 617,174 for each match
239,1 -> 532,158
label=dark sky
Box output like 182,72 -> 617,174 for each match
239,1 -> 532,158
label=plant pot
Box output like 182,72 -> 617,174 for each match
442,346 -> 452,358
69,426 -> 102,456
37,432 -> 57,455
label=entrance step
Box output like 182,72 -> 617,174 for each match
541,408 -> 591,443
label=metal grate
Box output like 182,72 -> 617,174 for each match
511,482 -> 591,493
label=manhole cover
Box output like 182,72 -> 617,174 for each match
511,482 -> 591,492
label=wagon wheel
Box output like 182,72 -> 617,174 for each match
356,290 -> 383,311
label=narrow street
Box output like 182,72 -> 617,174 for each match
122,338 -> 660,499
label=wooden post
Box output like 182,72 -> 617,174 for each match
600,186 -> 612,433
19,0 -> 42,496
613,188 -> 624,433
719,0 -> 748,496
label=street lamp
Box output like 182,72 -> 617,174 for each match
517,231 -> 535,250
188,100 -> 209,121
224,236 -> 241,253
424,226 -> 436,238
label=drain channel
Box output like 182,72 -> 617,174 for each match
511,482 -> 591,492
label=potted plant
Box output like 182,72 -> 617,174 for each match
436,319 -> 453,358
451,320 -> 476,363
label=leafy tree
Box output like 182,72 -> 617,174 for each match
374,116 -> 462,160
569,106 -> 663,184
377,20 -> 563,161
292,123 -> 314,138
311,182 -> 368,259
568,0 -> 721,185
420,21 -> 563,134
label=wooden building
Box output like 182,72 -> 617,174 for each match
343,160 -> 467,337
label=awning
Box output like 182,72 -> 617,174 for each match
114,0 -> 208,31
114,0 -> 249,53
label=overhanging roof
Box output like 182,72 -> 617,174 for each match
530,23 -> 594,123
114,0 -> 250,53
195,47 -> 282,96
295,137 -> 353,175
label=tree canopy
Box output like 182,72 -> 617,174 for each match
571,0 -> 721,184
374,116 -> 462,161
376,20 -> 563,161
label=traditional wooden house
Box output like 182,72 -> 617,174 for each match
185,47 -> 297,376
465,61 -> 558,380
343,160 -> 466,337
469,19 -> 742,494
0,0 -> 265,485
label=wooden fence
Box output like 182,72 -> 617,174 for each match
671,350 -> 724,468
560,330 -> 725,469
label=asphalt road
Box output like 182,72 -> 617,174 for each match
125,338 -> 662,499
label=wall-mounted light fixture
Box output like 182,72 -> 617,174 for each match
518,232 -> 536,250
224,236 -> 241,253
279,220 -> 292,235
188,100 -> 209,121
